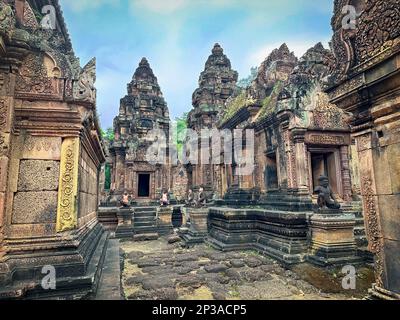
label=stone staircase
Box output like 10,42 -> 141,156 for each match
133,207 -> 159,241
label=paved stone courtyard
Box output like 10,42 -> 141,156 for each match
120,237 -> 374,300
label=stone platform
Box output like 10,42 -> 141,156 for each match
307,211 -> 363,267
0,222 -> 109,300
207,207 -> 310,265
179,208 -> 209,246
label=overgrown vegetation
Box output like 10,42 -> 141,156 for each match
222,90 -> 255,123
257,81 -> 284,119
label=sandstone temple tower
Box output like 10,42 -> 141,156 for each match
109,58 -> 171,203
187,43 -> 238,193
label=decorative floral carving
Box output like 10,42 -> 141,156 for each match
313,93 -> 350,129
360,174 -> 384,287
57,138 -> 79,232
355,1 -> 400,63
0,99 -> 6,130
73,58 -> 96,104
22,1 -> 39,30
25,137 -> 58,153
16,54 -> 62,99
330,0 -> 400,82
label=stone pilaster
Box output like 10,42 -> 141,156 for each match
0,70 -> 16,264
340,145 -> 353,202
292,128 -> 309,195
56,137 -> 80,232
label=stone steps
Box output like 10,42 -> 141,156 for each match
133,207 -> 159,240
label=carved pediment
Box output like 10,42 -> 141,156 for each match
15,53 -> 63,100
312,92 -> 350,130
73,58 -> 96,104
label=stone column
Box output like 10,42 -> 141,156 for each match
115,150 -> 125,192
0,68 -> 16,267
340,145 -> 353,202
292,129 -> 309,195
355,129 -> 400,298
283,126 -> 297,191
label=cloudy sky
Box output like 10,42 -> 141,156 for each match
59,0 -> 334,129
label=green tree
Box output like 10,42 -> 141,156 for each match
101,127 -> 115,142
172,113 -> 188,161
101,127 -> 114,191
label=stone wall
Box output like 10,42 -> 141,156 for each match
171,164 -> 188,202
78,144 -> 99,225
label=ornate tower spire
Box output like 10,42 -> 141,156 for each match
189,43 -> 238,130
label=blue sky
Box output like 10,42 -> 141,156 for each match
59,0 -> 334,129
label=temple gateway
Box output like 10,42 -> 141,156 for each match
0,0 -> 399,300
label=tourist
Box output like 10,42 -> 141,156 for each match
120,192 -> 130,208
160,191 -> 170,206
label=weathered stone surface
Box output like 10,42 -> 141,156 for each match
137,260 -> 160,268
176,253 -> 198,262
230,259 -> 245,268
12,191 -> 57,224
128,288 -> 178,300
225,268 -> 241,281
245,257 -> 263,268
127,251 -> 145,261
177,275 -> 204,289
204,264 -> 229,273
125,274 -> 147,286
141,277 -> 174,290
174,267 -> 192,275
17,160 -> 59,191
121,240 -> 370,300
168,234 -> 181,244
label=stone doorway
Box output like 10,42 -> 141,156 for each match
138,173 -> 151,198
309,150 -> 340,196
264,153 -> 278,190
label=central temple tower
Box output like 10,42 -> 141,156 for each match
109,58 -> 171,202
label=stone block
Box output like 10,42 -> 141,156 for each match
17,160 -> 60,191
12,191 -> 57,224
377,194 -> 400,242
308,213 -> 361,266
387,143 -> 400,194
372,147 -> 392,195
22,136 -> 61,160
0,192 -> 4,227
381,238 -> 400,295
0,156 -> 9,193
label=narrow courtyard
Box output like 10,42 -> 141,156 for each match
120,238 -> 374,300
